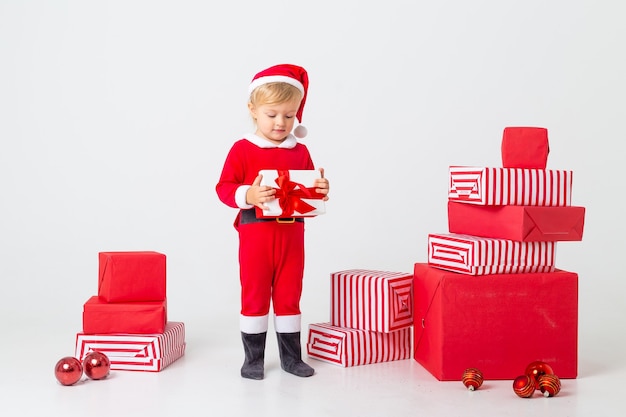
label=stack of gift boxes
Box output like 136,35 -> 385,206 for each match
413,127 -> 585,380
74,251 -> 186,372
307,269 -> 413,367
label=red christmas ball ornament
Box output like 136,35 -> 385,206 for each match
513,375 -> 535,398
83,351 -> 110,380
538,374 -> 561,397
54,356 -> 83,386
525,361 -> 554,389
462,368 -> 484,391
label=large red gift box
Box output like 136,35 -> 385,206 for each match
448,166 -> 572,206
501,126 -> 549,169
255,169 -> 326,218
98,251 -> 166,302
330,269 -> 413,333
448,202 -> 585,242
75,321 -> 185,372
307,322 -> 411,367
82,296 -> 167,334
428,233 -> 556,275
413,263 -> 578,380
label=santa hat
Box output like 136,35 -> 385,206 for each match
248,64 -> 309,138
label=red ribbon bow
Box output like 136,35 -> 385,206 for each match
273,170 -> 324,216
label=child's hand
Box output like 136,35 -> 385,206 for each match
246,174 -> 276,209
315,168 -> 330,201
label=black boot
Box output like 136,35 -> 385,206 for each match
241,332 -> 266,380
276,332 -> 314,377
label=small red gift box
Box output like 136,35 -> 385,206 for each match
428,233 -> 556,275
413,263 -> 578,381
307,322 -> 411,367
330,269 -> 413,333
448,202 -> 585,242
98,251 -> 166,302
255,169 -> 325,218
501,126 -> 550,169
448,166 -> 572,206
82,296 -> 167,334
75,321 -> 185,372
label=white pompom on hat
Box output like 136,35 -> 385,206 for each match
248,64 -> 309,138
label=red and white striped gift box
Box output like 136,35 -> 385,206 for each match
75,321 -> 185,372
448,166 -> 573,206
307,322 -> 411,367
330,269 -> 413,333
428,233 -> 556,275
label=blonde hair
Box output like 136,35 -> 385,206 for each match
249,82 -> 302,108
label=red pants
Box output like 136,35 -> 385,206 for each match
238,221 -> 305,317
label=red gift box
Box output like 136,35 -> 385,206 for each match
255,169 -> 326,218
75,321 -> 185,372
413,263 -> 578,381
501,126 -> 549,169
98,251 -> 166,302
428,233 -> 556,275
82,296 -> 167,334
330,269 -> 413,333
307,322 -> 411,367
448,166 -> 572,206
448,202 -> 585,242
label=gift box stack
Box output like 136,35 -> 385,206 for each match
75,251 -> 186,372
414,127 -> 585,381
307,269 -> 413,367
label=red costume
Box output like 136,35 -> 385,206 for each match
215,133 -> 315,334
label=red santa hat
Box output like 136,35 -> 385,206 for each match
248,64 -> 309,138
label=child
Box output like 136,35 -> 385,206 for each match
215,64 -> 330,380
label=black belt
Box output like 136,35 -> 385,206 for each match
239,209 -> 304,225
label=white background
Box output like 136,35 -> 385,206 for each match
1,1 -> 624,416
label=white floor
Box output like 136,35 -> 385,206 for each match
3,314 -> 624,417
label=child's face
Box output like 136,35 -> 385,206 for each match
249,99 -> 301,145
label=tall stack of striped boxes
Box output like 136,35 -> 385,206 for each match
74,251 -> 186,372
307,270 -> 413,367
414,127 -> 585,381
